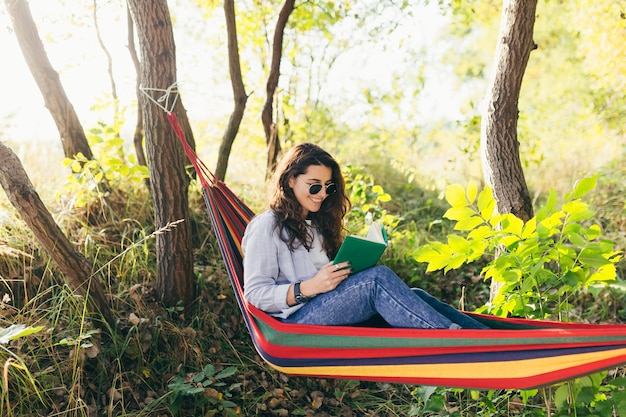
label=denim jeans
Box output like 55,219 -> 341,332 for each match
282,266 -> 489,329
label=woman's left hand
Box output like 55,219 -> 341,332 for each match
300,261 -> 351,297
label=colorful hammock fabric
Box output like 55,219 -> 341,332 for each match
164,111 -> 626,390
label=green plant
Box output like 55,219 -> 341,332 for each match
414,176 -> 622,320
167,364 -> 240,415
343,164 -> 400,237
59,121 -> 149,209
0,324 -> 45,417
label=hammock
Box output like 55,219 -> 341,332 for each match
142,86 -> 626,390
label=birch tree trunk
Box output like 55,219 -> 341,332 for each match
127,0 -> 196,311
481,0 -> 537,300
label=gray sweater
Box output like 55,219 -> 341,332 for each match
242,210 -> 321,318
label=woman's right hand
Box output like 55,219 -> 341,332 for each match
300,261 -> 351,297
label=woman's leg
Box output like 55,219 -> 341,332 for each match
284,266 -> 486,328
411,288 -> 489,329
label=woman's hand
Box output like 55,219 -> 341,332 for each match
300,261 -> 351,297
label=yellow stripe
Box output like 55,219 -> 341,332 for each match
267,347 -> 626,380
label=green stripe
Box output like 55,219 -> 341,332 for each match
253,316 -> 626,350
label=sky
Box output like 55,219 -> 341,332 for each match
0,1 -> 459,147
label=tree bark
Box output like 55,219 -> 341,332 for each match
4,0 -> 93,160
0,142 -> 114,328
127,0 -> 196,311
481,0 -> 537,300
214,0 -> 248,182
261,0 -> 295,177
126,5 -> 148,170
481,0 -> 536,222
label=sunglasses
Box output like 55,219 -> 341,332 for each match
298,177 -> 337,195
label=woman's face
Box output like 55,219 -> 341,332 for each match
289,164 -> 334,217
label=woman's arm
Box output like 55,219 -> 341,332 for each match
242,214 -> 292,313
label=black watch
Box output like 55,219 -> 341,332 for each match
294,282 -> 310,304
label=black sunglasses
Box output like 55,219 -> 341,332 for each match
309,183 -> 337,195
298,177 -> 337,195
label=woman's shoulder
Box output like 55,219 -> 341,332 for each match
246,210 -> 277,232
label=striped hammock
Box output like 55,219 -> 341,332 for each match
166,112 -> 626,390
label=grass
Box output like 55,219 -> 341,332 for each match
0,140 -> 625,416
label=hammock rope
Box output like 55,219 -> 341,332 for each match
142,84 -> 626,389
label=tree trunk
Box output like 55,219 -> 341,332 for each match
4,0 -> 93,160
481,0 -> 537,300
127,0 -> 196,312
261,0 -> 295,177
215,0 -> 248,182
126,5 -> 148,170
0,142 -> 114,328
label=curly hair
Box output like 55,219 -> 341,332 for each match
268,143 -> 351,259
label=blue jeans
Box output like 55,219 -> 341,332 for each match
283,266 -> 489,329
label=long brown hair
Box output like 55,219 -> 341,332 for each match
268,143 -> 351,258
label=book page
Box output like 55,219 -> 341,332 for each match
365,221 -> 386,244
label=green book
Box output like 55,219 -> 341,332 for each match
333,222 -> 388,273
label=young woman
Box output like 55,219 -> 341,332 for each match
242,143 -> 488,329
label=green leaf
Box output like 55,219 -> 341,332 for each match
568,232 -> 586,246
455,215 -> 484,231
413,246 -> 440,263
566,175 -> 598,201
563,270 -> 580,287
579,248 -> 612,268
445,254 -> 467,271
500,214 -> 524,236
500,235 -> 521,249
466,181 -> 478,204
563,200 -> 594,222
425,255 -> 451,272
0,325 -> 44,345
445,184 -> 468,208
554,384 -> 570,408
447,234 -> 469,252
443,206 -> 476,221
521,218 -> 537,239
477,186 -> 496,218
537,212 -> 565,237
586,264 -> 617,284
514,239 -> 539,258
214,366 -> 238,379
468,225 -> 496,240
535,189 -> 558,222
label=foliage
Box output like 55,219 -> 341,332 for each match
1,0 -> 625,415
167,364 -> 240,415
439,0 -> 626,194
343,164 -> 396,231
0,324 -> 45,416
60,120 -> 149,209
414,176 -> 623,319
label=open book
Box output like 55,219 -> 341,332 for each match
333,222 -> 388,273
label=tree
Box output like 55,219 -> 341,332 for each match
0,142 -> 114,328
126,5 -> 148,170
480,0 -> 536,223
215,0 -> 248,181
261,0 -> 295,176
4,0 -> 93,160
480,0 -> 537,299
127,0 -> 196,311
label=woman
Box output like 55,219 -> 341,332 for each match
242,143 -> 488,329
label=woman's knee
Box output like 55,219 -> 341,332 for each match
369,265 -> 405,288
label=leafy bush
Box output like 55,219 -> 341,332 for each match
414,176 -> 623,320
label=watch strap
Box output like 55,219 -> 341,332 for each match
294,282 -> 309,304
